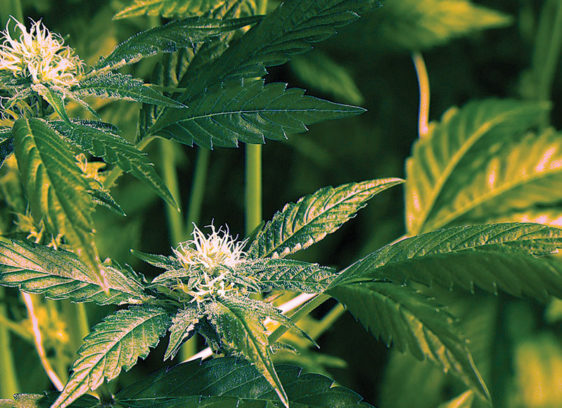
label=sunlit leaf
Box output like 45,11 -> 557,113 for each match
0,239 -> 148,305
207,298 -> 289,407
329,282 -> 489,399
432,129 -> 562,227
331,223 -> 562,302
98,16 -> 261,70
115,0 -> 231,19
51,306 -> 170,408
12,118 -> 104,288
366,0 -> 511,51
52,121 -> 178,209
249,178 -> 403,259
74,72 -> 184,107
405,99 -> 549,234
164,305 -> 202,360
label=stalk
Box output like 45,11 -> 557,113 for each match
160,139 -> 184,245
245,143 -> 262,234
185,147 -> 210,236
0,288 -> 19,398
412,52 -> 430,138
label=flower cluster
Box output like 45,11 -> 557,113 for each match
172,225 -> 254,302
0,18 -> 83,88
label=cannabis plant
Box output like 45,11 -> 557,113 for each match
0,0 -> 561,407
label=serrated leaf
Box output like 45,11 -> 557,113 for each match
98,16 -> 262,70
164,305 -> 203,360
115,0 -> 229,19
207,298 -> 289,408
330,223 -> 562,302
0,239 -> 148,305
89,186 -> 126,216
246,258 -> 337,293
12,118 -> 105,289
51,306 -> 170,408
51,121 -> 178,209
329,281 -> 489,399
32,85 -> 70,123
182,0 -> 377,94
74,72 -> 184,108
406,99 -> 550,235
434,129 -> 562,226
131,248 -> 181,270
116,356 -> 373,407
366,0 -> 511,51
249,178 -> 403,259
290,51 -> 364,105
150,79 -> 365,148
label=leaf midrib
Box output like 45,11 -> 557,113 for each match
413,106 -> 533,235
427,160 -> 562,231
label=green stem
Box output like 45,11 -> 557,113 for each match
0,288 -> 19,398
268,294 -> 330,344
185,147 -> 210,236
62,301 -> 89,353
245,144 -> 262,235
412,52 -> 430,138
160,139 -> 184,245
531,0 -> 562,127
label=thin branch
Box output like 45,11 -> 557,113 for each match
412,52 -> 430,138
22,293 -> 64,391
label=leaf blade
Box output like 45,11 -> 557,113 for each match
51,306 -> 170,408
249,178 -> 403,259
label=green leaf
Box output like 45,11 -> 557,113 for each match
51,121 -> 178,210
150,79 -> 365,148
164,305 -> 202,360
51,306 -> 170,408
207,298 -> 289,408
0,239 -> 148,305
290,51 -> 364,105
12,118 -> 105,288
431,128 -> 562,226
246,258 -> 337,293
330,223 -> 562,302
98,16 -> 262,70
117,356 -> 374,407
131,248 -> 181,270
32,85 -> 70,123
74,72 -> 184,108
367,0 -> 511,51
480,208 -> 562,229
249,178 -> 403,259
405,99 -> 550,234
0,133 -> 13,169
115,0 -> 232,19
329,281 -> 489,399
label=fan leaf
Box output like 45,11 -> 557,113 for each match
98,16 -> 261,70
51,306 -> 170,408
207,298 -> 289,408
246,258 -> 337,293
150,79 -> 365,148
433,128 -> 562,227
164,305 -> 202,360
405,99 -> 550,235
329,281 -> 489,399
74,72 -> 184,107
0,239 -> 148,305
117,356 -> 373,407
330,223 -> 562,302
51,121 -> 177,210
12,118 -> 105,288
115,0 -> 233,19
249,178 -> 403,259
